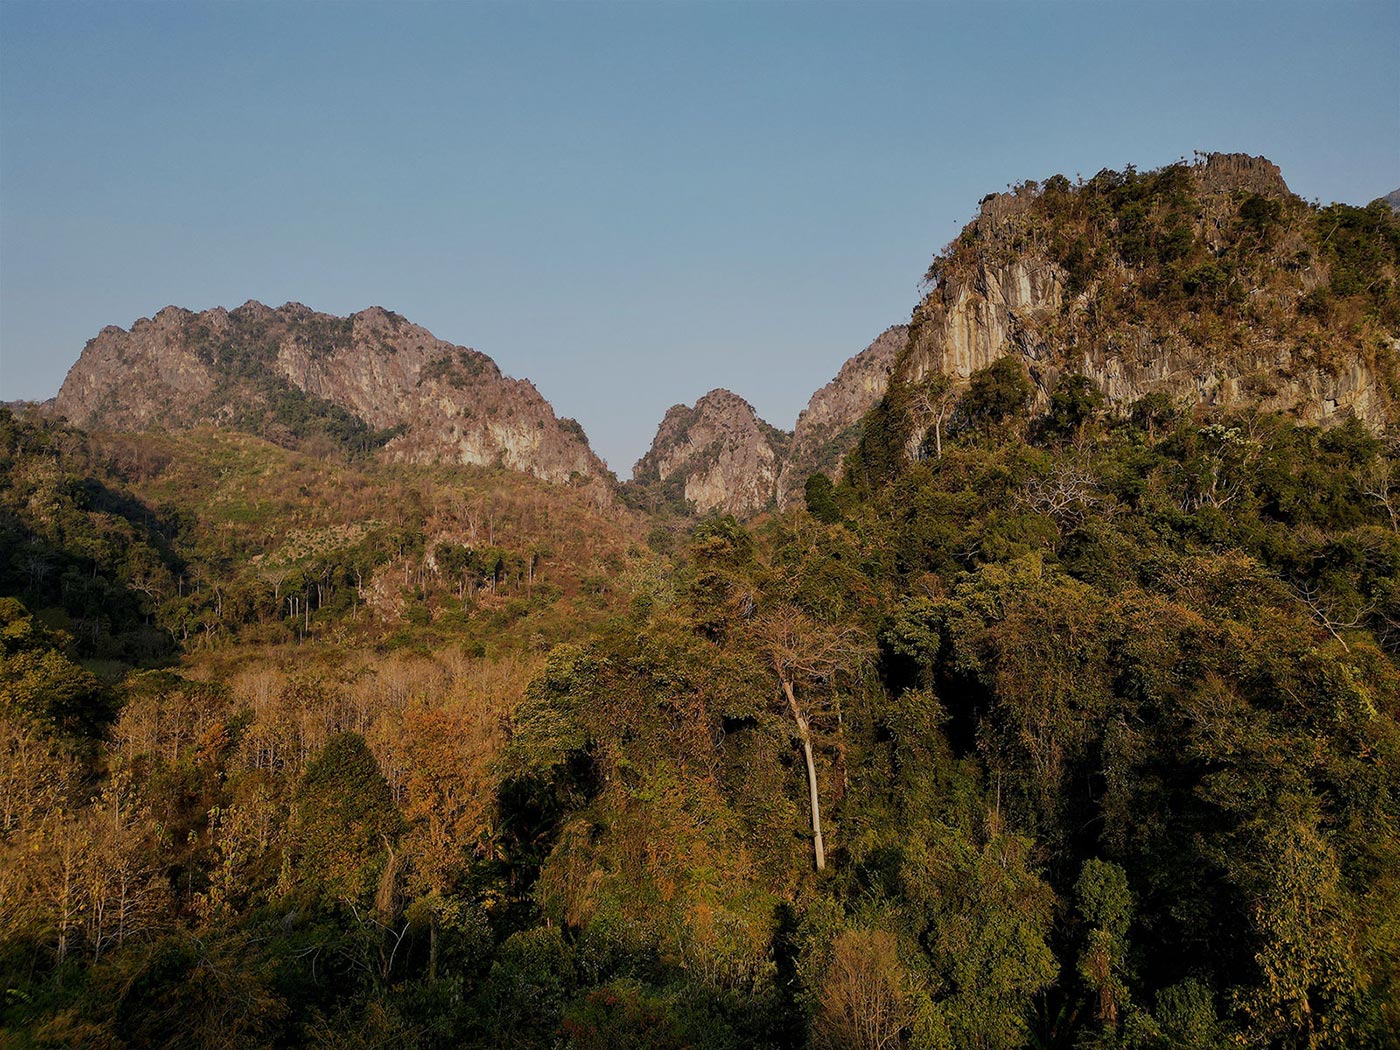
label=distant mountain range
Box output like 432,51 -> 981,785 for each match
49,154 -> 1400,517
52,300 -> 907,517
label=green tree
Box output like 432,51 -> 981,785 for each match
1045,374 -> 1104,440
0,597 -> 114,741
1075,859 -> 1133,1031
903,826 -> 1058,1049
962,358 -> 1033,438
804,474 -> 842,524
286,732 -> 403,904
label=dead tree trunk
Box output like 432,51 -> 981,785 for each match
781,676 -> 825,871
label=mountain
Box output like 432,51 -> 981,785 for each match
890,153 -> 1394,435
635,153 -> 1399,520
1385,188 -> 1400,214
627,328 -> 906,517
629,388 -> 790,516
51,153 -> 1400,526
775,324 -> 906,507
54,301 -> 610,491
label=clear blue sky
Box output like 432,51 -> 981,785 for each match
2,1 -> 1396,474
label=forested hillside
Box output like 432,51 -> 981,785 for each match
3,157 -> 1400,1049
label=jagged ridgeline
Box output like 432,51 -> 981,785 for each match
626,327 -> 906,517
847,153 -> 1400,491
39,155 -> 1400,521
626,154 -> 1398,520
55,301 -> 611,492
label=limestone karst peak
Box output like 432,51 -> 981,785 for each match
54,302 -> 611,497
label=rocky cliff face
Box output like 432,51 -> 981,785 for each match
52,154 -> 1395,522
631,324 -> 906,518
898,153 -> 1395,432
56,307 -> 225,431
54,301 -> 609,488
637,153 -> 1399,520
775,325 -> 906,507
630,389 -> 790,516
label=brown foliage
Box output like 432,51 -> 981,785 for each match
813,929 -> 918,1050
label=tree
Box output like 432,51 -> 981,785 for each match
962,357 -> 1033,438
813,928 -> 917,1050
752,604 -> 872,871
81,783 -> 172,962
0,714 -> 76,835
1239,193 -> 1283,239
394,701 -> 497,979
1234,813 -> 1369,1047
903,826 -> 1059,1049
1074,858 -> 1133,1030
286,732 -> 403,904
0,598 -> 115,741
1045,373 -> 1104,440
1359,456 -> 1400,533
804,474 -> 841,524
910,373 -> 959,460
1129,392 -> 1178,441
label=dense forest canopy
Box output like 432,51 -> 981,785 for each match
3,158 -> 1400,1048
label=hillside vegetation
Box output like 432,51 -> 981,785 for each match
3,156 -> 1400,1049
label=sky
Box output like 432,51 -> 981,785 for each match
2,1 -> 1397,475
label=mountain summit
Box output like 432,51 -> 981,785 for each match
630,389 -> 790,516
633,152 -> 1398,518
55,301 -> 609,490
891,153 -> 1391,429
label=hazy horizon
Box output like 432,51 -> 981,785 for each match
3,0 -> 1397,472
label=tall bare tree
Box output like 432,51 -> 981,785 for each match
909,373 -> 959,461
754,604 -> 872,871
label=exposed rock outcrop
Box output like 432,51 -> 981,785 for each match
898,152 -> 1394,432
54,301 -> 609,488
1194,151 -> 1288,197
56,307 -> 224,431
631,389 -> 790,516
775,325 -> 906,507
640,153 -> 1397,519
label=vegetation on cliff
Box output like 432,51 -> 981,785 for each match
901,154 -> 1397,424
